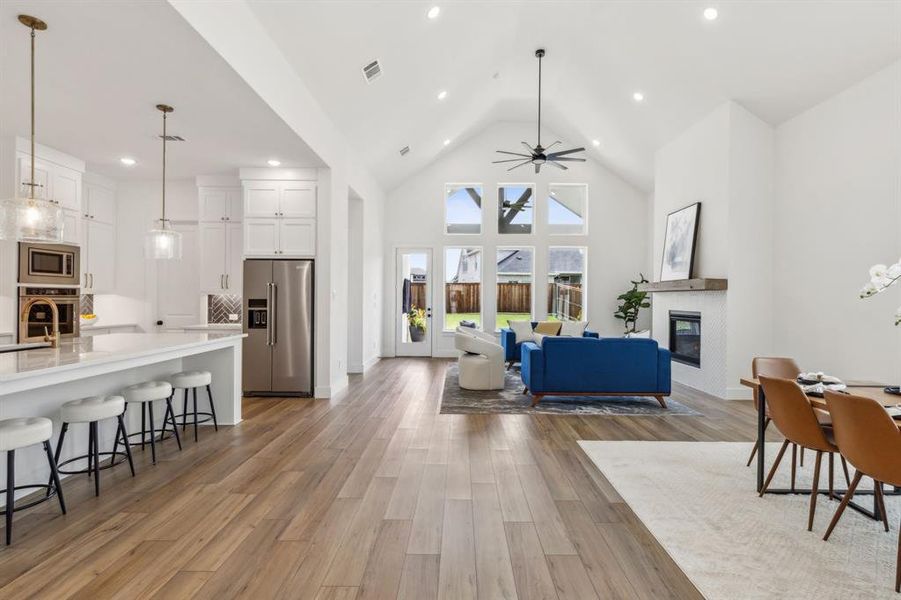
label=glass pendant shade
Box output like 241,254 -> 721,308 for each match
0,196 -> 63,242
144,221 -> 182,260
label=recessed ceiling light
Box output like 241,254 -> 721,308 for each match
632,91 -> 645,103
591,139 -> 600,147
267,159 -> 281,167
703,7 -> 719,21
120,157 -> 136,166
443,139 -> 451,146
427,6 -> 440,19
437,90 -> 447,100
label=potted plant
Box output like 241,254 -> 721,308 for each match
614,274 -> 651,336
408,305 -> 427,342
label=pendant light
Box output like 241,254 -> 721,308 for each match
144,104 -> 182,260
0,15 -> 63,242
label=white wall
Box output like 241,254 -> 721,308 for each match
382,121 -> 648,357
773,60 -> 901,384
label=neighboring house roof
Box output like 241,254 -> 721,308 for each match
453,248 -> 584,282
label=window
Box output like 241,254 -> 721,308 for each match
445,184 -> 482,234
496,247 -> 533,330
548,247 -> 586,321
547,184 -> 587,235
445,247 -> 481,329
498,184 -> 534,234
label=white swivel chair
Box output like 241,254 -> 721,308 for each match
454,326 -> 505,390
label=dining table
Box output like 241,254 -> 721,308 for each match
739,377 -> 900,520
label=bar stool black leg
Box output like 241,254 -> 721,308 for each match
6,449 -> 14,545
147,402 -> 157,464
193,387 -> 199,442
182,388 -> 189,433
87,422 -> 95,478
91,422 -> 101,496
43,441 -> 66,514
164,396 -> 182,450
47,422 -> 68,497
141,406 -> 147,450
206,385 -> 219,431
117,415 -> 135,477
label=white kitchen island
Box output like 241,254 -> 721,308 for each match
0,332 -> 246,499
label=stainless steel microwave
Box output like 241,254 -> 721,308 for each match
18,242 -> 80,286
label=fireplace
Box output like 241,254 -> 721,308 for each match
669,311 -> 701,367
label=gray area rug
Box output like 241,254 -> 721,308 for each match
441,363 -> 700,415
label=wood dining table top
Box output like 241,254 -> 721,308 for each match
739,377 -> 900,416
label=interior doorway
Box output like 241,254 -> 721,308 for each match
395,248 -> 433,356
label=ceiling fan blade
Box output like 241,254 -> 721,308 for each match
544,141 -> 561,151
550,157 -> 586,162
547,147 -> 585,158
496,150 -> 533,158
493,158 -> 533,164
506,159 -> 532,172
522,141 -> 536,154
547,161 -> 568,170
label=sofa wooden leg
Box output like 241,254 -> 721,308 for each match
523,386 -> 529,395
655,395 -> 668,409
530,394 -> 543,408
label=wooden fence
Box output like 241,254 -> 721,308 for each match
411,281 -> 583,319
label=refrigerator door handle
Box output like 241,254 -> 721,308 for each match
271,282 -> 278,345
266,282 -> 273,346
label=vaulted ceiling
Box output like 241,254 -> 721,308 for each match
247,0 -> 901,192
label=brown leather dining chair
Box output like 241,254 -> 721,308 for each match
758,376 -> 845,531
747,357 -> 803,467
822,390 -> 901,592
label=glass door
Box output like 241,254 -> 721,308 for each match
396,248 -> 432,356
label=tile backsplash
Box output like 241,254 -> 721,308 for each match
80,294 -> 93,315
208,294 -> 242,324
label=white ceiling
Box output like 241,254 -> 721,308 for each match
247,0 -> 901,192
0,0 -> 323,181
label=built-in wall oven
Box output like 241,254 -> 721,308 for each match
18,287 -> 80,342
18,242 -> 80,286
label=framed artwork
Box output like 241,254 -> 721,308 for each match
660,202 -> 701,281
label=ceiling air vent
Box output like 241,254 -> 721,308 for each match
159,135 -> 185,142
362,59 -> 382,84
399,145 -> 410,157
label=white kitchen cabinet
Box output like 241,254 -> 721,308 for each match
200,221 -> 244,292
199,187 -> 242,223
280,183 -> 316,217
244,218 -> 279,256
279,218 -> 316,256
17,156 -> 82,212
52,168 -> 81,211
82,220 -> 115,293
84,183 -> 115,224
17,156 -> 51,200
61,209 -> 81,245
243,183 -> 280,218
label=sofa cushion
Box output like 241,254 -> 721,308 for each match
541,337 -> 660,393
534,321 -> 562,335
559,320 -> 589,337
507,320 -> 534,344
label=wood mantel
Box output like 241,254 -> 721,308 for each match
638,278 -> 728,293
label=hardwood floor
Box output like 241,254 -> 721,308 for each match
0,358 -> 765,599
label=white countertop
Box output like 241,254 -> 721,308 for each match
80,322 -> 139,330
0,332 -> 245,385
182,323 -> 243,331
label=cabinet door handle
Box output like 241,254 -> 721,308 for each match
89,273 -> 93,288
84,273 -> 88,287
225,274 -> 229,289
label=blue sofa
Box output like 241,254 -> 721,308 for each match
500,322 -> 599,368
520,336 -> 671,408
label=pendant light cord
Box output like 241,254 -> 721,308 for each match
537,52 -> 542,148
29,24 -> 35,200
161,110 -> 167,225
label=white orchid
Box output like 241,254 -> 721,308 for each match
861,260 -> 901,324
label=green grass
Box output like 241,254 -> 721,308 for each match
444,312 -> 531,331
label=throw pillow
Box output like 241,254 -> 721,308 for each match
559,320 -> 589,337
508,320 -> 534,344
534,321 -> 563,335
532,332 -> 548,346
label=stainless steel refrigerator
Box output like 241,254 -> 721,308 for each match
243,259 -> 314,396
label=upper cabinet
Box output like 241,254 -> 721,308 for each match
84,181 -> 116,224
199,187 -> 242,222
244,181 -> 316,218
81,177 -> 117,293
17,155 -> 81,211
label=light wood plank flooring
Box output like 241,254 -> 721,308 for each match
0,358 -> 765,599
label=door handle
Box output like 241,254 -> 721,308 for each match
89,273 -> 93,288
266,283 -> 273,346
225,274 -> 229,289
271,283 -> 278,345
426,307 -> 432,318
220,274 -> 224,289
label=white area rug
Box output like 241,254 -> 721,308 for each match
578,441 -> 899,599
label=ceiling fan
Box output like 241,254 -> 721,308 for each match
493,49 -> 586,173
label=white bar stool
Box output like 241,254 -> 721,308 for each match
122,381 -> 181,464
52,395 -> 134,497
0,417 -> 66,545
169,371 -> 218,442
